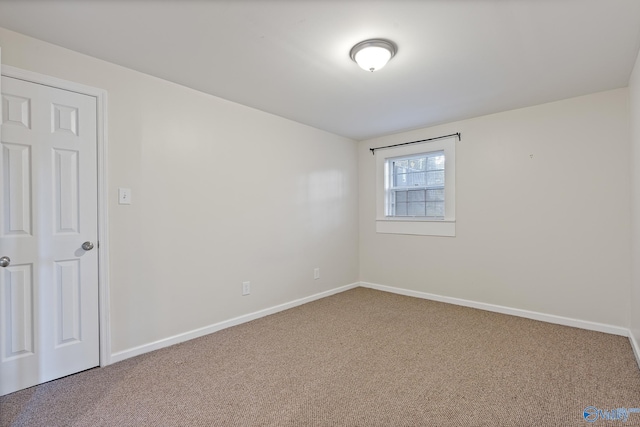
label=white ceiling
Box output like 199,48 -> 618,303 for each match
1,0 -> 639,140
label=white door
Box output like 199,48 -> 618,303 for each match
0,75 -> 99,396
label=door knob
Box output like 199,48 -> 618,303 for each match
0,256 -> 10,268
82,241 -> 94,251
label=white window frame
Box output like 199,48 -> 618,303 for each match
375,136 -> 456,237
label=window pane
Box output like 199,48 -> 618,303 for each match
426,170 -> 444,186
408,171 -> 426,187
408,190 -> 425,202
394,159 -> 408,170
427,154 -> 444,170
394,173 -> 407,186
395,202 -> 407,216
395,171 -> 429,187
408,158 -> 426,171
426,201 -> 444,217
426,189 -> 444,201
395,191 -> 407,202
407,202 -> 426,216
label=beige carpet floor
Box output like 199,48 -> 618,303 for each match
1,287 -> 639,426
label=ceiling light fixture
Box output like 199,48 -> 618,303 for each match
350,39 -> 397,72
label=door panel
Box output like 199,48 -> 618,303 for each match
2,264 -> 34,358
0,76 -> 99,396
54,259 -> 81,346
2,142 -> 31,236
2,94 -> 30,129
53,148 -> 80,234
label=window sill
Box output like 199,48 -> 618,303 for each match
376,219 -> 456,237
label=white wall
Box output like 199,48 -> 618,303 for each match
630,49 -> 640,357
0,27 -> 359,356
359,89 -> 631,328
1,23 -> 636,365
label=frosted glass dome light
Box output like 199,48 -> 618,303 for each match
350,39 -> 397,72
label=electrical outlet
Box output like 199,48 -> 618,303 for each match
242,281 -> 251,296
314,268 -> 320,280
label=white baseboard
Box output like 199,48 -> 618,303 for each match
630,331 -> 640,370
110,282 -> 360,364
110,281 -> 634,366
359,281 -> 629,337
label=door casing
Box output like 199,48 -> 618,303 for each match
1,64 -> 111,368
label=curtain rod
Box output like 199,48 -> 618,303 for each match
369,132 -> 461,155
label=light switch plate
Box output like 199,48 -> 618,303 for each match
242,281 -> 251,296
118,188 -> 132,205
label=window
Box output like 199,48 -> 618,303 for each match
375,135 -> 456,236
385,151 -> 445,219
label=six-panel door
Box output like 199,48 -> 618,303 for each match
0,76 -> 99,396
